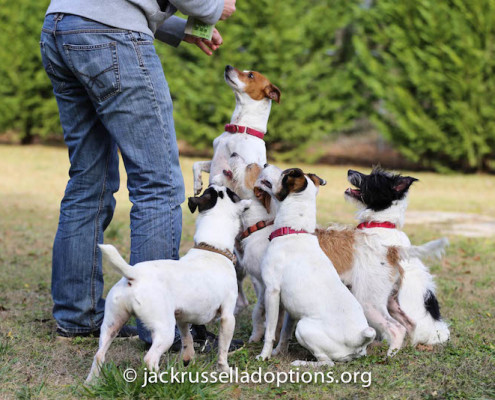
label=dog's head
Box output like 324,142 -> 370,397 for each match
227,153 -> 276,215
188,185 -> 251,217
345,168 -> 418,212
270,168 -> 326,202
224,65 -> 281,104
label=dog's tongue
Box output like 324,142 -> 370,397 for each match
346,188 -> 361,196
223,170 -> 233,180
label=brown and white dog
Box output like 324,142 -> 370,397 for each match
192,65 -> 280,196
228,154 -> 282,342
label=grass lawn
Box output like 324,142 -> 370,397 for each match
0,144 -> 494,399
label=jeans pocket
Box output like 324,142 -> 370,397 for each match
63,41 -> 121,102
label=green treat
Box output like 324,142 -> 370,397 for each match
184,16 -> 214,40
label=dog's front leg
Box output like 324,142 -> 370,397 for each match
217,313 -> 235,373
256,285 -> 281,360
192,161 -> 211,195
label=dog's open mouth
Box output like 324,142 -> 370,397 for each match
345,187 -> 362,200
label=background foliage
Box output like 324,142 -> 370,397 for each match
1,0 -> 494,171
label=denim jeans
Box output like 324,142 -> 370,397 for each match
40,14 -> 185,341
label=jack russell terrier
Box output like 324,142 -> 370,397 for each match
256,168 -> 376,366
345,168 -> 450,346
192,66 -> 280,314
192,65 -> 280,196
86,186 -> 251,383
228,154 -> 282,342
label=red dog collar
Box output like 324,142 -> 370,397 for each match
238,220 -> 274,241
269,227 -> 310,241
225,124 -> 265,140
357,221 -> 396,230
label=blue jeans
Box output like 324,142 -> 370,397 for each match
40,14 -> 185,341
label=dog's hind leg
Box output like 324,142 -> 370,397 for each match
364,304 -> 406,357
144,317 -> 176,371
249,283 -> 265,343
192,161 -> 211,195
217,311 -> 236,373
292,318 -> 335,367
387,292 -> 415,334
272,312 -> 296,357
86,291 -> 131,383
177,322 -> 194,365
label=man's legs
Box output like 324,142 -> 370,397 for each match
42,14 -> 184,338
41,15 -> 120,333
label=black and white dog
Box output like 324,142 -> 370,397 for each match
345,168 -> 450,346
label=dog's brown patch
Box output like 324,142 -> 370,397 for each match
387,246 -> 405,285
276,168 -> 308,201
316,227 -> 355,275
254,186 -> 271,213
236,69 -> 281,103
244,163 -> 263,190
307,173 -> 326,188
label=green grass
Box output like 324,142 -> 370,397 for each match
0,145 -> 494,399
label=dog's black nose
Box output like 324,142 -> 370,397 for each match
348,169 -> 358,176
264,163 -> 269,168
225,65 -> 233,72
231,152 -> 239,158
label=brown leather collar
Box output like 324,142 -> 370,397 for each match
193,242 -> 236,264
238,220 -> 274,241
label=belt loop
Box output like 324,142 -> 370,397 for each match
53,13 -> 64,36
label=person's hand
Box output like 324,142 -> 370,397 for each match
220,0 -> 236,20
184,28 -> 223,56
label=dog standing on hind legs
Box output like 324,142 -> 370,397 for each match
85,186 -> 251,383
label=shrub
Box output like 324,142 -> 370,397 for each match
352,0 -> 495,171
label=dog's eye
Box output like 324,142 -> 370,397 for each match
247,72 -> 254,79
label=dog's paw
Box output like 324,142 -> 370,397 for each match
256,353 -> 270,361
387,347 -> 400,357
217,364 -> 231,374
248,333 -> 263,343
271,345 -> 288,357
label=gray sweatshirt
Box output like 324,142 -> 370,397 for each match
46,0 -> 224,47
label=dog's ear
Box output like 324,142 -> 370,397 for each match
393,176 -> 418,193
277,168 -> 307,201
188,197 -> 199,213
264,84 -> 281,103
307,173 -> 327,187
254,186 -> 271,213
188,187 -> 218,213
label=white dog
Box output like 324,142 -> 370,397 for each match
228,154 -> 283,342
345,168 -> 450,346
86,186 -> 251,382
192,65 -> 280,195
256,168 -> 376,366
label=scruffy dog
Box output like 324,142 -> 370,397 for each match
345,168 -> 450,346
256,168 -> 376,366
86,186 -> 251,382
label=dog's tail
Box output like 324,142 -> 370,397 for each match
404,238 -> 449,261
99,244 -> 136,280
